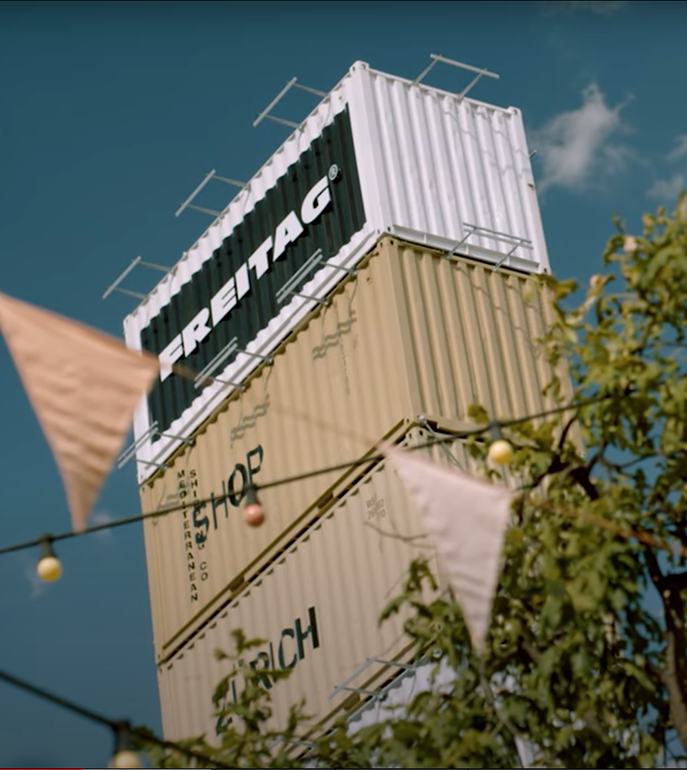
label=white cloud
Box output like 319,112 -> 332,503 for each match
648,174 -> 687,202
668,133 -> 687,162
645,133 -> 687,203
541,1 -> 628,14
531,82 -> 633,193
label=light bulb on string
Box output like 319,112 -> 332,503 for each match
108,722 -> 142,769
36,536 -> 62,582
487,422 -> 514,466
243,483 -> 265,527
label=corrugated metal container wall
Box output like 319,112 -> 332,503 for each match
379,237 -> 562,424
124,60 -> 548,482
141,237 -> 562,662
124,81 -> 378,481
140,242 -> 414,664
156,428 -> 501,744
355,63 -> 548,276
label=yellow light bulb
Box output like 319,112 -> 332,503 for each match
37,555 -> 62,582
488,439 -> 513,466
108,750 -> 142,769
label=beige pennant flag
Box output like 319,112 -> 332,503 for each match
385,447 -> 513,655
0,291 -> 159,532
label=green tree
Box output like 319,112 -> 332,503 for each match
137,193 -> 687,769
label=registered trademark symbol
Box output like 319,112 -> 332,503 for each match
328,164 -> 340,182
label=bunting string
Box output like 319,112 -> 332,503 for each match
0,392 -> 611,559
0,393 -> 680,580
0,666 -> 233,769
0,291 -> 671,765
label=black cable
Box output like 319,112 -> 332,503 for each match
0,666 -> 113,728
0,666 -> 233,769
257,391 -> 608,490
0,392 -> 612,768
0,392 -> 610,559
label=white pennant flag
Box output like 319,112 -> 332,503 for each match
385,447 -> 513,655
0,291 -> 159,532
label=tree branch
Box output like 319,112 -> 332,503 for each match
667,570 -> 687,591
643,547 -> 687,754
557,413 -> 578,452
528,454 -> 568,494
570,465 -> 601,500
644,545 -> 665,588
521,638 -> 541,666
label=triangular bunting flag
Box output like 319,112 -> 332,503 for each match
385,446 -> 513,655
0,291 -> 159,532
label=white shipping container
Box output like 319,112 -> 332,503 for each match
123,60 -> 548,481
156,428 -> 497,744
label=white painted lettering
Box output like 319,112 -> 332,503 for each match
273,211 -> 305,261
300,176 -> 331,224
157,172 -> 339,376
210,277 -> 237,326
182,308 -> 212,356
159,334 -> 184,382
248,237 -> 273,280
236,263 -> 250,299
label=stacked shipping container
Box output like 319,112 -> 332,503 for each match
140,238 -> 561,664
157,426 -> 444,742
122,59 -> 559,744
124,59 -> 550,480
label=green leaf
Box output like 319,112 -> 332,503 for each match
467,403 -> 490,424
153,200 -> 687,770
625,662 -> 655,692
379,593 -> 408,621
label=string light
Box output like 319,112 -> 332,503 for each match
488,439 -> 514,466
109,722 -> 142,769
243,483 -> 265,527
0,390 -> 664,768
0,392 -> 612,561
487,423 -> 514,466
36,535 -> 62,582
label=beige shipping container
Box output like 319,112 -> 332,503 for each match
157,427 -> 494,744
141,235 -> 565,663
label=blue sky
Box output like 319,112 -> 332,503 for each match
0,0 -> 685,767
